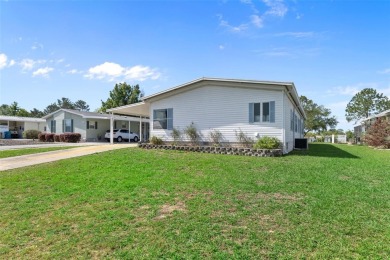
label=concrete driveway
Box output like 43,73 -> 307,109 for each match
0,143 -> 137,171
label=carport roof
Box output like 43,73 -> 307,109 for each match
106,102 -> 150,117
0,115 -> 46,123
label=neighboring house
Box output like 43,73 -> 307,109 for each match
0,115 -> 46,138
354,109 -> 390,141
43,109 -> 149,141
107,78 -> 306,153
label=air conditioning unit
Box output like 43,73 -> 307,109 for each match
295,138 -> 308,149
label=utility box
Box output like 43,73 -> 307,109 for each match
295,138 -> 308,149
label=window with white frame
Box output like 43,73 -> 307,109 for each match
87,121 -> 98,129
249,102 -> 275,123
153,108 -> 173,130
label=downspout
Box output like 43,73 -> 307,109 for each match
139,116 -> 142,142
110,113 -> 114,145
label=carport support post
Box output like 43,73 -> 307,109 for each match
110,113 -> 114,145
128,120 -> 131,143
139,116 -> 142,142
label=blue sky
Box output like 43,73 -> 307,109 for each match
1,0 -> 389,131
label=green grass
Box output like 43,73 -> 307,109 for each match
0,146 -> 79,159
0,144 -> 389,258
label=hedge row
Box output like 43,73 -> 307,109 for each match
38,132 -> 81,143
138,143 -> 283,157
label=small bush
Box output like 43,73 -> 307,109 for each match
45,133 -> 55,142
150,136 -> 163,145
184,122 -> 200,145
235,129 -> 253,148
209,129 -> 223,147
38,132 -> 46,142
253,136 -> 281,149
171,128 -> 182,145
54,134 -> 61,142
23,130 -> 41,139
60,133 -> 81,143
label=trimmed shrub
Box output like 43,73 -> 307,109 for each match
171,128 -> 182,145
59,133 -> 81,143
253,136 -> 281,149
209,129 -> 223,147
54,134 -> 61,142
23,130 -> 41,139
184,122 -> 200,145
45,133 -> 55,142
150,136 -> 163,145
235,128 -> 254,148
38,132 -> 46,142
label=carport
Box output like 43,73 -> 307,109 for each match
107,102 -> 150,144
0,115 -> 46,139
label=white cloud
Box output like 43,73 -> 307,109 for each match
274,32 -> 315,38
218,14 -> 248,33
378,68 -> 390,74
9,59 -> 16,67
250,15 -> 263,28
263,0 -> 288,17
0,53 -> 7,69
328,83 -> 378,96
67,69 -> 80,74
85,62 -> 161,82
19,58 -> 46,70
219,45 -> 225,50
32,67 -> 54,77
31,42 -> 44,50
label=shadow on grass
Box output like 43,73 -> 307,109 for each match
290,143 -> 359,159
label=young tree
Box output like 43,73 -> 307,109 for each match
345,88 -> 390,123
43,103 -> 60,115
30,108 -> 44,118
74,100 -> 90,111
300,96 -> 338,135
100,83 -> 142,112
57,97 -> 75,109
363,118 -> 390,148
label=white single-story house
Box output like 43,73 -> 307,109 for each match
0,115 -> 46,138
354,109 -> 390,141
43,109 -> 149,141
107,77 -> 306,153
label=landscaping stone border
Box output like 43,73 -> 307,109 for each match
138,143 -> 282,157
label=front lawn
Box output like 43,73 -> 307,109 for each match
0,144 -> 389,258
0,146 -> 79,159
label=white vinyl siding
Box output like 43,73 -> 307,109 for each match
150,85 -> 284,143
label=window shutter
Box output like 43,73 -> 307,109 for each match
95,121 -> 98,129
249,103 -> 254,123
270,101 -> 275,123
87,121 -> 89,129
153,110 -> 157,120
71,119 -> 74,132
167,108 -> 173,130
62,120 -> 65,133
54,120 -> 56,133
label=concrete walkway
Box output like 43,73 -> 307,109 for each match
0,144 -> 137,171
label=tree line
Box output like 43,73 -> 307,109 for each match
0,82 -> 142,117
1,82 -> 389,136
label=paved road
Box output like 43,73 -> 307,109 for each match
0,144 -> 137,171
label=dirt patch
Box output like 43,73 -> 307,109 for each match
237,192 -> 304,203
154,201 -> 187,220
339,175 -> 352,181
